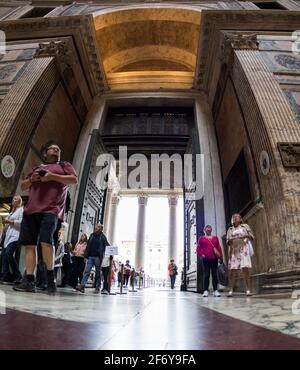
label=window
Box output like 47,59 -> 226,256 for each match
253,2 -> 286,9
20,7 -> 55,18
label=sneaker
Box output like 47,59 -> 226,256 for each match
13,279 -> 22,285
94,288 -> 100,294
202,290 -> 209,297
75,285 -> 85,293
227,290 -> 233,297
0,279 -> 14,285
13,278 -> 36,293
213,290 -> 221,297
246,290 -> 252,296
36,284 -> 47,291
101,289 -> 109,295
47,273 -> 56,294
47,282 -> 57,294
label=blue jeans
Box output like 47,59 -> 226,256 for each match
170,274 -> 176,289
81,257 -> 101,288
2,241 -> 22,281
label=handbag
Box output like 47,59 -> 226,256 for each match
247,240 -> 254,257
217,262 -> 229,286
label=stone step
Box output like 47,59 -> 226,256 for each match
264,276 -> 300,285
264,269 -> 300,279
262,283 -> 291,288
261,285 -> 293,295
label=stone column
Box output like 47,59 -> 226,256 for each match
168,194 -> 178,263
107,195 -> 120,245
135,194 -> 148,270
222,33 -> 300,269
103,189 -> 112,235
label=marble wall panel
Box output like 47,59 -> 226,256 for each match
283,88 -> 300,122
31,82 -> 81,163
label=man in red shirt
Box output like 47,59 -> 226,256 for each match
14,141 -> 77,294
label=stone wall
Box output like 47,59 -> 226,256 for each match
14,82 -> 82,196
214,76 -> 270,274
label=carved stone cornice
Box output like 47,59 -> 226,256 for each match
34,40 -> 73,66
225,32 -> 258,51
218,32 -> 258,67
195,10 -> 300,90
0,14 -> 107,95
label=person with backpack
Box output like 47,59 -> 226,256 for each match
168,259 -> 178,289
14,141 -> 77,294
197,225 -> 223,297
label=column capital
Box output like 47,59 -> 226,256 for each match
34,40 -> 74,66
111,195 -> 120,205
137,193 -> 148,206
220,32 -> 258,66
225,33 -> 258,51
168,194 -> 179,206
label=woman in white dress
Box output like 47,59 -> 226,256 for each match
226,213 -> 254,297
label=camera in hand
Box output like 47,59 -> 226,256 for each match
38,169 -> 47,177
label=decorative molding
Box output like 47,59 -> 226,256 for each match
225,32 -> 258,51
0,14 -> 107,94
278,142 -> 300,167
34,40 -> 73,66
196,10 -> 300,90
259,150 -> 271,176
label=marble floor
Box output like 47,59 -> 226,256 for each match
1,285 -> 300,349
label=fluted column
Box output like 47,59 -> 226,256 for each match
135,194 -> 148,270
222,33 -> 300,269
168,194 -> 178,263
107,195 -> 120,245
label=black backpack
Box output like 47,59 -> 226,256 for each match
58,160 -> 71,213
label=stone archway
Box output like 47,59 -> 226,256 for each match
93,7 -> 202,90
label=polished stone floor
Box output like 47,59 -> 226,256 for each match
1,285 -> 300,349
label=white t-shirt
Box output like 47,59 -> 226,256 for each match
3,207 -> 23,249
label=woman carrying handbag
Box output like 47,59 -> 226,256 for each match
226,213 -> 255,297
197,225 -> 223,297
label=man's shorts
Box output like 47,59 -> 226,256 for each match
19,213 -> 58,246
